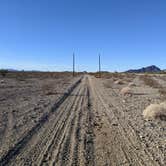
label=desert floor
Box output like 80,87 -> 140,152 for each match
0,72 -> 165,166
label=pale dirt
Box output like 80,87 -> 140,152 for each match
0,73 -> 165,166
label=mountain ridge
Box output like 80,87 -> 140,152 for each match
126,65 -> 161,73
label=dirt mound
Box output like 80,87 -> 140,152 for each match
143,102 -> 166,120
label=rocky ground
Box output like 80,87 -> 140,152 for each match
0,72 -> 165,165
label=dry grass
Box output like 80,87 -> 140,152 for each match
120,87 -> 132,96
128,82 -> 136,87
143,102 -> 166,120
114,79 -> 125,85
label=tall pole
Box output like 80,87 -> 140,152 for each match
73,53 -> 75,77
99,54 -> 101,78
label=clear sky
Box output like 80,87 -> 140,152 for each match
0,0 -> 166,72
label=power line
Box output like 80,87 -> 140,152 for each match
73,53 -> 75,77
99,54 -> 101,78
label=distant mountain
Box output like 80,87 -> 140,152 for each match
8,69 -> 19,71
6,69 -> 18,71
0,68 -> 19,72
126,65 -> 161,73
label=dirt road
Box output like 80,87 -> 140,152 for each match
0,75 -> 165,165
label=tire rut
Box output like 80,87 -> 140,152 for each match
0,77 -> 82,166
38,84 -> 83,165
91,76 -> 159,166
17,79 -> 84,166
83,79 -> 95,166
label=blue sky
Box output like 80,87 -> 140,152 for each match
0,0 -> 166,71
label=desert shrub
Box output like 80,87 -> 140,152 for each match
128,82 -> 136,87
143,102 -> 166,120
114,79 -> 124,85
120,86 -> 132,96
0,69 -> 8,77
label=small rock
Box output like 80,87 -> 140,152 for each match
139,135 -> 145,139
112,123 -> 118,126
122,100 -> 126,103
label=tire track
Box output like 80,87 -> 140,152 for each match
105,86 -> 161,165
18,76 -> 88,166
51,76 -> 95,166
90,76 -> 159,166
71,91 -> 86,166
52,76 -> 95,166
0,77 -> 82,166
83,78 -> 95,166
98,91 -> 152,165
38,84 -> 83,164
59,102 -> 81,165
20,81 -> 84,166
44,85 -> 84,165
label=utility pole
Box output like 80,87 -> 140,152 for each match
73,53 -> 75,77
99,54 -> 101,78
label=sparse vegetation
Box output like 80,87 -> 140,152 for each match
143,102 -> 166,120
114,79 -> 125,85
120,86 -> 132,96
0,72 -> 165,165
128,82 -> 136,87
